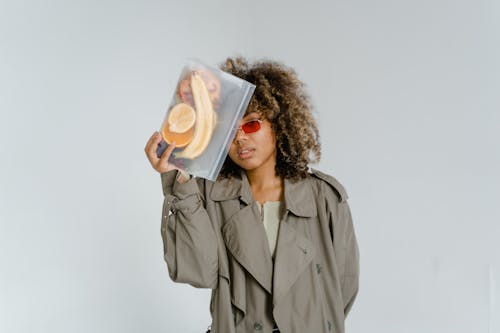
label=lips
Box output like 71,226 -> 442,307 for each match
237,147 -> 255,159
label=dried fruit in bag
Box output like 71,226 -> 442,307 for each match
175,71 -> 216,159
161,121 -> 195,148
177,69 -> 221,107
161,103 -> 196,148
168,103 -> 196,133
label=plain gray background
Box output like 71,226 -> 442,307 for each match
1,0 -> 499,332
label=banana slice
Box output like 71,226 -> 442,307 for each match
175,72 -> 216,159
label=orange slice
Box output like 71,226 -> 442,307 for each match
168,103 -> 196,133
161,122 -> 195,148
161,103 -> 196,148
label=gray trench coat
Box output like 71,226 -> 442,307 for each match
160,168 -> 359,333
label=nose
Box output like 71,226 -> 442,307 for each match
233,127 -> 248,143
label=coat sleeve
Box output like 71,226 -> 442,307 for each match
160,169 -> 218,289
322,179 -> 360,318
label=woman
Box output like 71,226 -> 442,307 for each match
144,57 -> 359,333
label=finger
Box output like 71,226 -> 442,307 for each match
144,131 -> 158,150
145,132 -> 162,161
158,141 -> 176,166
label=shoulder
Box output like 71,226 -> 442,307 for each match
307,168 -> 349,203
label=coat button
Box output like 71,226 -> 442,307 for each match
253,321 -> 263,331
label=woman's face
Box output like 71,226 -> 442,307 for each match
228,112 -> 277,173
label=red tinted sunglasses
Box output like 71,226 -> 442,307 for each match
237,119 -> 263,134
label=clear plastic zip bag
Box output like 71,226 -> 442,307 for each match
156,59 -> 255,181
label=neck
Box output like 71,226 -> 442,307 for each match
244,149 -> 283,200
245,157 -> 283,191
246,168 -> 281,189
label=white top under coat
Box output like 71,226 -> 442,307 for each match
256,201 -> 283,260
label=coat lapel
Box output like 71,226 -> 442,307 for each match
272,177 -> 317,306
211,172 -> 273,294
221,203 -> 274,294
271,218 -> 315,305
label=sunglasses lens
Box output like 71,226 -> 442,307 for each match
241,120 -> 261,133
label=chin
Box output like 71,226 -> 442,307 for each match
229,157 -> 258,171
235,161 -> 257,171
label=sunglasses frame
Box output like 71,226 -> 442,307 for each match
237,118 -> 263,134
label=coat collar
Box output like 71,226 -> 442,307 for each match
210,170 -> 317,218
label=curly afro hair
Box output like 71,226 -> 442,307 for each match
218,57 -> 321,181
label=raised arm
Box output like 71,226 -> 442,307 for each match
160,170 -> 218,289
145,131 -> 218,289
